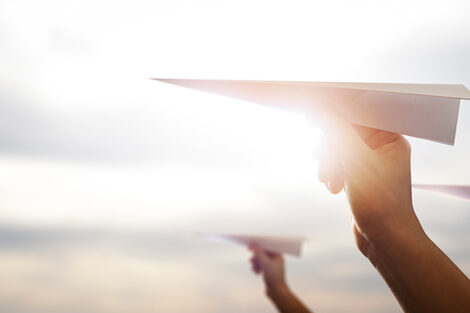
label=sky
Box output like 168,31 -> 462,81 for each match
0,0 -> 470,312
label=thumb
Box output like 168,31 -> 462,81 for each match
317,108 -> 374,171
252,245 -> 271,268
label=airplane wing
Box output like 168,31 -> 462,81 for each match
200,233 -> 307,257
153,79 -> 470,145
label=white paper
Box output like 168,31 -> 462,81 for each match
153,79 -> 470,145
413,184 -> 470,201
201,233 -> 307,257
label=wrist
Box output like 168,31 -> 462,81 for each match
266,282 -> 291,300
366,214 -> 429,267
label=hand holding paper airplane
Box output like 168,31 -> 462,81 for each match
153,79 -> 470,145
175,79 -> 470,313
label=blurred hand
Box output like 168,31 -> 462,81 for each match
317,111 -> 425,263
249,244 -> 287,295
248,245 -> 313,313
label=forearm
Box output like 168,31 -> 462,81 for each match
267,285 -> 312,313
371,220 -> 470,313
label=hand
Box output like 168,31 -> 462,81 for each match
249,244 -> 288,296
248,245 -> 313,313
317,111 -> 425,263
317,110 -> 470,313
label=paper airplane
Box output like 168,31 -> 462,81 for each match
201,233 -> 307,257
413,184 -> 470,201
153,79 -> 470,145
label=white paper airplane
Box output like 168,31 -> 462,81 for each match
413,184 -> 470,201
200,233 -> 307,257
152,79 -> 470,145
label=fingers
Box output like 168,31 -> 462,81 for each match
251,244 -> 270,266
265,250 -> 283,261
352,125 -> 382,144
317,142 -> 344,194
248,244 -> 265,275
328,165 -> 344,194
317,108 -> 374,172
250,254 -> 261,274
248,244 -> 282,273
353,125 -> 404,151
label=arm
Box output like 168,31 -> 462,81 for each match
249,245 -> 312,313
317,111 -> 470,313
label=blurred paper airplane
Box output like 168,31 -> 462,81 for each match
413,184 -> 470,201
152,79 -> 470,145
200,233 -> 307,257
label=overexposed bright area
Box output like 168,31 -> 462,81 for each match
1,0 -> 470,312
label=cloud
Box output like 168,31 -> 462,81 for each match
0,223 -> 392,313
0,1 -> 470,312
